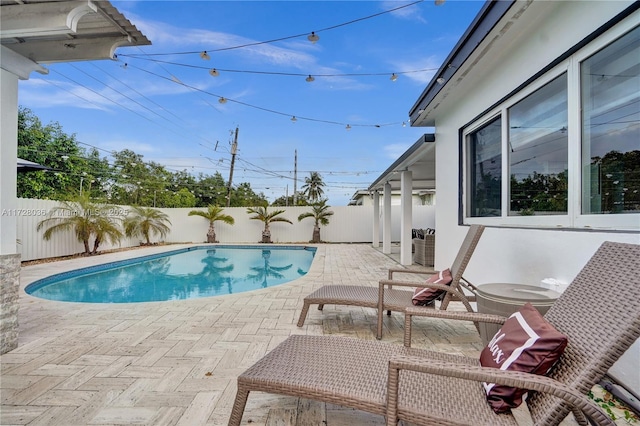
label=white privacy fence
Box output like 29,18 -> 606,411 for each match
14,198 -> 436,261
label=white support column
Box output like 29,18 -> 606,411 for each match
1,51 -> 46,355
0,68 -> 21,354
400,170 -> 413,266
0,68 -> 19,255
372,191 -> 380,248
383,182 -> 392,254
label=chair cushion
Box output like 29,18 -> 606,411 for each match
411,269 -> 453,306
480,302 -> 568,413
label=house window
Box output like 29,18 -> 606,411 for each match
463,22 -> 639,230
581,26 -> 640,215
468,116 -> 501,217
509,74 -> 568,216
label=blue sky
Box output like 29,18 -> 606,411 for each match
18,0 -> 484,205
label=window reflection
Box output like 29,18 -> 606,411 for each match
469,116 -> 502,217
509,74 -> 568,216
582,26 -> 640,215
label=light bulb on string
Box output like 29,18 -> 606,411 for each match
209,69 -> 220,77
307,32 -> 319,43
390,73 -> 398,81
305,75 -> 315,82
218,97 -> 227,104
291,116 -> 297,123
346,124 -> 352,131
200,51 -> 210,60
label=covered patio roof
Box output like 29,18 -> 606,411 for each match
1,0 -> 150,72
368,133 -> 435,194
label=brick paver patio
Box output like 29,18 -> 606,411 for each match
2,244 -> 573,425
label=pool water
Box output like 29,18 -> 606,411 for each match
25,246 -> 316,303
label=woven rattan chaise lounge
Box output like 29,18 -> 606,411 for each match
297,225 -> 485,339
229,241 -> 640,426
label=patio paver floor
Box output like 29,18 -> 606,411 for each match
2,244 -> 578,425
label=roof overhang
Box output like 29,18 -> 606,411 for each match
368,133 -> 436,193
17,157 -> 51,172
1,0 -> 150,78
408,0 -> 515,127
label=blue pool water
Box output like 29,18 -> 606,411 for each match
25,246 -> 316,303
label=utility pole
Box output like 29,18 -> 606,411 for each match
293,149 -> 298,206
226,127 -> 238,207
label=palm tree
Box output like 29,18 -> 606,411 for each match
91,211 -> 124,254
298,200 -> 334,243
301,171 -> 325,202
36,195 -> 123,255
246,206 -> 292,243
188,205 -> 235,243
123,206 -> 171,245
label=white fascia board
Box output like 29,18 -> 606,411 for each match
0,45 -> 48,80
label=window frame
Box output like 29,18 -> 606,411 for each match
461,18 -> 639,231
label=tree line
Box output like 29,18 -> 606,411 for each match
17,107 -> 327,208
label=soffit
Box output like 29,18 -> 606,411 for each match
368,134 -> 436,193
1,0 -> 151,63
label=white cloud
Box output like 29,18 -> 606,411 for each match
381,1 -> 427,23
101,139 -> 156,154
122,16 -> 370,91
390,56 -> 441,85
384,142 -> 412,160
130,17 -> 318,69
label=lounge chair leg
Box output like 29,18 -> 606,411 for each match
318,304 -> 324,311
297,301 -> 311,327
387,310 -> 391,316
228,387 -> 250,426
404,313 -> 412,347
377,310 -> 383,340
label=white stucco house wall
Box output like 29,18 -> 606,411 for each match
372,0 -> 640,401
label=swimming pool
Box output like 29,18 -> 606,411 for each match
25,245 -> 316,303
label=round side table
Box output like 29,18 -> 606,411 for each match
476,283 -> 561,345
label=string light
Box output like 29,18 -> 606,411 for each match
118,1 -> 425,57
122,55 -> 438,80
346,124 -> 351,131
291,116 -> 297,123
305,75 -> 315,82
200,51 -> 210,60
218,97 -> 227,104
125,62 -> 408,129
307,32 -> 319,43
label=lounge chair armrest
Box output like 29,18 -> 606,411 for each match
404,307 -> 507,325
385,356 -> 614,426
388,268 -> 436,279
379,279 -> 427,289
401,284 -> 487,347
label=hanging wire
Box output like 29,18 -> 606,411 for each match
115,55 -> 438,79
118,0 -> 425,57
125,62 -> 404,128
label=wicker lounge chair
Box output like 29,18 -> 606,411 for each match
229,241 -> 640,426
297,225 -> 485,339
